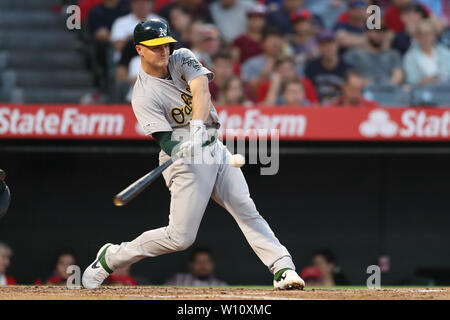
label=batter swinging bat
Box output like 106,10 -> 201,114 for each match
113,158 -> 175,207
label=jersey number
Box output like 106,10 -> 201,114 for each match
171,93 -> 193,124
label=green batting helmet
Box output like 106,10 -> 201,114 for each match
133,18 -> 177,48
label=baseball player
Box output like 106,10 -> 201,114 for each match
82,18 -> 305,290
0,169 -> 10,220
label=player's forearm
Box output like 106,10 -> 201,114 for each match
191,91 -> 211,122
152,131 -> 179,155
189,75 -> 211,122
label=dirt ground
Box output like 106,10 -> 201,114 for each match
0,286 -> 449,300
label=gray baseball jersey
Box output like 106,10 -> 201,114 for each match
131,48 -> 220,138
104,47 -> 296,277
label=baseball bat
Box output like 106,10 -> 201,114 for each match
113,157 -> 175,207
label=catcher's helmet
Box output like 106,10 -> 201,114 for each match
133,18 -> 177,49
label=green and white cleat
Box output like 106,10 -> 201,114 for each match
82,243 -> 114,289
273,268 -> 305,290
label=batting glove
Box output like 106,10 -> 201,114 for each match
176,120 -> 207,158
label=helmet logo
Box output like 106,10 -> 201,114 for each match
159,27 -> 167,37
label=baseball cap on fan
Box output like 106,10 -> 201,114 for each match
290,8 -> 312,23
316,30 -> 336,43
348,0 -> 366,9
247,3 -> 267,16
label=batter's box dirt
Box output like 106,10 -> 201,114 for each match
0,286 -> 449,300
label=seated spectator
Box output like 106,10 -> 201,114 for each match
266,0 -> 305,35
420,0 -> 450,28
232,3 -> 266,64
304,30 -> 351,103
300,266 -> 324,287
312,248 -> 349,286
78,0 -> 104,23
191,24 -> 222,69
184,18 -> 206,50
218,76 -> 253,106
257,56 -> 318,105
344,25 -> 403,85
403,19 -> 450,86
168,5 -> 193,49
106,264 -> 139,286
334,0 -> 368,52
209,0 -> 249,43
288,9 -> 320,73
304,0 -> 346,29
158,0 -> 212,24
87,0 -> 130,81
165,247 -> 227,287
87,0 -> 129,43
279,80 -> 310,106
329,70 -> 378,107
241,28 -> 286,96
0,243 -> 16,286
44,249 -> 77,285
391,3 -> 429,55
209,52 -> 235,103
385,0 -> 443,34
110,0 -> 160,56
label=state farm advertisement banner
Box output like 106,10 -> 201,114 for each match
1,104 -> 450,141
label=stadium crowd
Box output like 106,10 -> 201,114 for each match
0,241 -> 349,286
75,0 -> 450,107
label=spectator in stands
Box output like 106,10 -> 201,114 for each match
391,3 -> 429,55
279,80 -> 310,106
45,249 -> 77,285
110,0 -> 160,55
384,0 -> 443,34
168,5 -> 193,49
88,0 -> 129,43
209,0 -> 249,43
191,24 -> 222,69
209,52 -> 235,103
329,70 -> 378,107
158,0 -> 212,24
87,0 -> 130,81
304,0 -> 346,29
418,0 -> 450,28
403,19 -> 450,86
312,249 -> 349,286
344,25 -> 404,85
106,264 -> 139,285
232,3 -> 266,64
78,0 -> 104,22
300,266 -> 324,286
0,243 -> 16,286
165,247 -> 227,286
185,18 -> 206,50
334,0 -> 368,52
241,28 -> 285,96
258,56 -> 318,105
304,30 -> 351,103
288,9 -> 320,73
266,0 -> 305,34
218,76 -> 253,106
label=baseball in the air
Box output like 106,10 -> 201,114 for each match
230,154 -> 245,168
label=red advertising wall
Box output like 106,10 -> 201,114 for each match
1,104 -> 450,141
